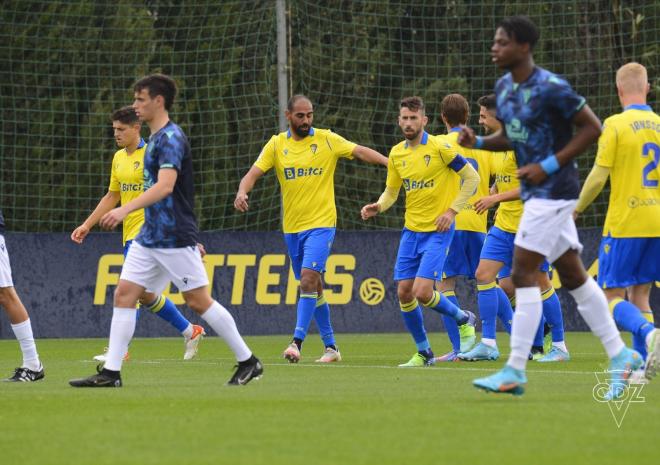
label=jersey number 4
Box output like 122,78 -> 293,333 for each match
642,142 -> 660,188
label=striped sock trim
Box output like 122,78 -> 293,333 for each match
608,297 -> 625,314
508,296 -> 516,308
541,287 -> 556,301
400,299 -> 419,312
144,295 -> 166,313
477,282 -> 497,292
441,290 -> 456,298
300,292 -> 318,300
316,294 -> 328,307
641,310 -> 655,323
422,291 -> 441,308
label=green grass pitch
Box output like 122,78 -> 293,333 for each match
1,332 -> 658,464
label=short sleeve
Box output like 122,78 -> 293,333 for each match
326,131 -> 357,159
385,152 -> 402,190
109,153 -> 120,192
546,75 -> 587,121
595,120 -> 617,168
157,133 -> 185,171
435,135 -> 467,172
253,136 -> 276,173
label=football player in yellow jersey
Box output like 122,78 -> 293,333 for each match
459,94 -> 568,363
576,62 -> 660,378
235,95 -> 387,363
433,94 -> 491,361
361,96 -> 479,367
71,106 -> 206,362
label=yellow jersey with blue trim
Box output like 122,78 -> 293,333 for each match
386,131 -> 467,232
595,104 -> 660,238
253,127 -> 357,233
109,140 -> 146,244
442,130 -> 491,233
490,149 -> 523,233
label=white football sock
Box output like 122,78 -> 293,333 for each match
646,329 -> 656,350
481,338 -> 497,348
104,307 -> 137,371
507,287 -> 543,371
181,323 -> 194,339
569,278 -> 624,359
552,341 -> 568,353
11,319 -> 41,371
201,301 -> 252,362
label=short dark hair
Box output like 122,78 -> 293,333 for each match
400,96 -> 425,113
134,74 -> 177,111
498,16 -> 540,49
477,94 -> 497,111
287,94 -> 312,111
440,94 -> 469,126
111,106 -> 139,125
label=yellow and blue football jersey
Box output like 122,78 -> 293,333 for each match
109,139 -> 146,244
386,131 -> 465,232
253,128 -> 356,233
490,149 -> 523,233
595,105 -> 660,238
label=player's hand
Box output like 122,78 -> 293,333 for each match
361,203 -> 380,220
71,225 -> 90,244
518,163 -> 547,185
456,125 -> 476,148
234,191 -> 249,212
197,243 -> 207,257
474,195 -> 498,214
573,210 -> 579,221
99,207 -> 127,230
435,209 -> 457,232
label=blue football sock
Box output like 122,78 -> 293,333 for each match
314,295 -> 336,348
423,291 -> 468,322
400,300 -> 430,352
145,295 -> 190,333
478,283 -> 498,340
293,291 -> 318,341
495,287 -> 513,334
542,288 -> 564,342
534,315 -> 545,347
612,298 -> 654,359
439,291 -> 460,352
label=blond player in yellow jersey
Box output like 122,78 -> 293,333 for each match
235,95 -> 388,363
576,62 -> 660,379
458,94 -> 568,363
71,106 -> 206,362
361,96 -> 479,367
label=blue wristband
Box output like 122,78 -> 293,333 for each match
539,154 -> 560,175
474,136 -> 484,149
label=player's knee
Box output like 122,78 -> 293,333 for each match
475,265 -> 495,284
556,267 -> 588,291
397,286 -> 414,304
511,268 -> 536,288
299,270 -> 320,293
0,287 -> 18,308
412,283 -> 433,303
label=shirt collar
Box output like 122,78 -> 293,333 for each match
405,131 -> 429,149
287,127 -> 315,138
449,127 -> 462,133
624,104 -> 652,112
137,138 -> 146,149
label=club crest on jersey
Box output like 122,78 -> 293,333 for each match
310,144 -> 318,154
603,244 -> 611,254
424,154 -> 431,167
284,149 -> 288,156
133,161 -> 140,170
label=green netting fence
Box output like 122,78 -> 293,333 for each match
1,0 -> 658,232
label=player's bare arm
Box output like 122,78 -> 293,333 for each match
71,190 -> 120,243
457,125 -> 512,152
352,145 -> 388,166
518,106 -> 601,185
360,202 -> 380,220
234,165 -> 265,212
474,187 -> 521,214
99,168 -> 178,230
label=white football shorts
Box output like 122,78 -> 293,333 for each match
0,234 -> 13,288
514,198 -> 583,263
120,240 -> 209,295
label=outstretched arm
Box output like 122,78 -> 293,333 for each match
71,191 -> 121,243
352,145 -> 388,166
474,187 -> 521,214
457,125 -> 513,152
234,165 -> 266,212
